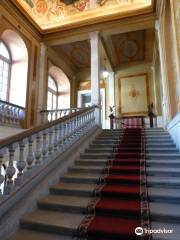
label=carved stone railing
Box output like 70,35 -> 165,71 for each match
0,100 -> 25,127
0,106 -> 96,217
40,108 -> 83,123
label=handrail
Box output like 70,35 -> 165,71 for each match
0,100 -> 25,127
39,107 -> 84,123
0,100 -> 25,110
0,106 -> 94,149
40,107 -> 83,113
0,106 -> 96,214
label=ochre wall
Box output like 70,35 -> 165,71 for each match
0,1 -> 77,127
0,1 -> 41,128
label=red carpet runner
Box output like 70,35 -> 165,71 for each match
78,128 -> 144,240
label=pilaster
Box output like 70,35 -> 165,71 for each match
89,31 -> 101,126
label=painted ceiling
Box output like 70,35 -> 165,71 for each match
14,0 -> 152,30
111,30 -> 145,64
52,29 -> 154,70
54,40 -> 90,69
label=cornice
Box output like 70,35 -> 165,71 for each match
155,0 -> 165,20
1,0 -> 42,41
43,13 -> 156,46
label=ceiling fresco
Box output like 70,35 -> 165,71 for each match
111,30 -> 145,64
14,0 -> 152,30
52,29 -> 154,70
53,40 -> 91,69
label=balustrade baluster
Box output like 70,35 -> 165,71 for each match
4,145 -> 16,195
42,130 -> 48,161
65,120 -> 70,146
82,114 -> 85,132
57,123 -> 62,150
53,124 -> 58,152
35,133 -> 42,164
71,117 -> 75,138
27,136 -> 34,170
0,149 -> 5,196
77,115 -> 81,135
63,120 -> 68,147
46,111 -> 49,122
61,122 -> 66,150
16,140 -> 26,186
55,110 -> 58,120
50,111 -> 53,121
48,127 -> 53,156
0,106 -> 96,202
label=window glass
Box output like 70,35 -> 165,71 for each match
47,75 -> 58,110
0,42 -> 10,60
0,42 -> 10,101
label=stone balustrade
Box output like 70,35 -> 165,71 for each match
0,100 -> 25,127
40,108 -> 83,123
0,106 -> 96,216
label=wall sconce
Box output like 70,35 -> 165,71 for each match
103,68 -> 109,78
103,58 -> 109,78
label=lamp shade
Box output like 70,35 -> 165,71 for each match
103,68 -> 109,78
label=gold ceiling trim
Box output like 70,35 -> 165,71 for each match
14,0 -> 153,32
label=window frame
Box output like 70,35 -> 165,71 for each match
47,74 -> 58,110
0,41 -> 12,102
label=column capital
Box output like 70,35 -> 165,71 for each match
89,31 -> 100,40
155,20 -> 160,32
40,42 -> 47,54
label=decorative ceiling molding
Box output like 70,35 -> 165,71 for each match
13,0 -> 153,31
53,40 -> 90,69
111,30 -> 145,65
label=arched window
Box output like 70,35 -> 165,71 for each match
47,75 -> 58,110
48,65 -> 70,109
0,41 -> 11,101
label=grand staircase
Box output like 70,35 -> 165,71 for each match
9,128 -> 180,240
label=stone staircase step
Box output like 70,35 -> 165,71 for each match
90,143 -> 176,148
38,195 -> 91,213
151,221 -> 180,240
7,127 -> 180,240
9,229 -> 72,240
20,210 -> 84,236
75,159 -> 107,166
93,139 -> 173,144
146,160 -> 180,167
75,159 -> 180,168
147,167 -> 180,177
80,153 -> 180,160
85,148 -> 178,153
148,176 -> 180,188
149,187 -> 180,202
150,202 -> 180,223
146,153 -> 180,160
68,165 -> 104,174
95,137 -> 172,141
50,182 -> 96,196
68,165 -> 180,176
61,173 -> 100,183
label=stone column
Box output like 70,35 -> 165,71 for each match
36,43 -> 47,124
155,20 -> 171,126
108,72 -> 115,110
170,0 -> 180,111
89,32 -> 101,126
